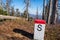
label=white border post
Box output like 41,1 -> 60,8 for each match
34,19 -> 46,40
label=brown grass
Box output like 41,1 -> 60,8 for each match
0,19 -> 60,40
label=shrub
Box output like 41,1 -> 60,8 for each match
0,9 -> 8,15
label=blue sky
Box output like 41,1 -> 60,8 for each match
3,0 -> 43,15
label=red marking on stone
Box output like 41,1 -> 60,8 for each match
35,19 -> 46,24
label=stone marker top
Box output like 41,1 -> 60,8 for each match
35,19 -> 46,24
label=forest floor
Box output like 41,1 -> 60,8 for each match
0,19 -> 60,40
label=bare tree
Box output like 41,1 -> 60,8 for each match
42,0 -> 45,20
54,0 -> 58,24
6,0 -> 12,15
0,0 -> 3,9
11,7 -> 15,16
46,0 -> 50,23
16,9 -> 20,17
24,0 -> 30,21
44,0 -> 49,23
50,0 -> 58,24
48,0 -> 53,24
36,7 -> 38,19
57,0 -> 60,23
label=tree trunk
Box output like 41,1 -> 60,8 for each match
24,0 -> 30,21
46,0 -> 50,23
42,0 -> 45,20
50,0 -> 57,24
6,0 -> 12,15
54,0 -> 58,24
36,7 -> 38,19
48,0 -> 53,24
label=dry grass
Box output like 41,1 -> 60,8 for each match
0,19 -> 60,40
45,24 -> 60,40
0,19 -> 33,40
